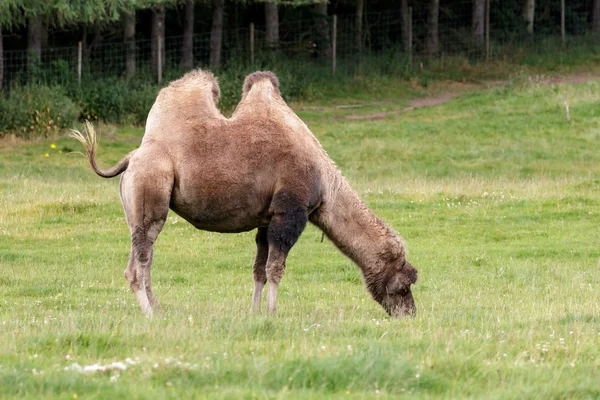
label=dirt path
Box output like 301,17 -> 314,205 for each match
344,91 -> 466,121
343,72 -> 598,121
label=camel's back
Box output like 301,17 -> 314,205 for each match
227,113 -> 327,179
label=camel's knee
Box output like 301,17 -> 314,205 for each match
253,267 -> 267,285
266,261 -> 286,286
124,267 -> 141,292
125,232 -> 153,292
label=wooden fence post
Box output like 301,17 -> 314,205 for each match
332,15 -> 337,75
157,33 -> 162,84
561,0 -> 566,45
485,0 -> 490,62
77,41 -> 82,84
250,22 -> 255,65
408,7 -> 413,64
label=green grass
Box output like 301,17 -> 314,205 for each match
1,75 -> 600,399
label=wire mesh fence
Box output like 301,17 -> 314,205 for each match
1,2 -> 597,88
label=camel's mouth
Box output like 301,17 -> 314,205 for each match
382,291 -> 416,318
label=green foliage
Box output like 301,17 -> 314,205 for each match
2,41 -> 598,131
7,0 -> 138,28
0,85 -> 80,138
216,55 -> 334,109
27,59 -> 72,86
65,78 -> 157,125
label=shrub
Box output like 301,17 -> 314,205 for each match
65,78 -> 159,125
121,82 -> 159,126
66,78 -> 128,123
0,85 -> 80,138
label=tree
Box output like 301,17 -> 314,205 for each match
41,17 -> 49,48
1,0 -> 136,86
210,0 -> 224,68
123,11 -> 136,78
81,23 -> 102,72
472,0 -> 485,47
313,1 -> 330,58
593,0 -> 600,32
425,0 -> 439,56
0,28 -> 3,90
400,0 -> 410,52
265,2 -> 279,49
0,0 -> 13,90
522,0 -> 535,34
28,15 -> 43,70
181,0 -> 194,70
151,5 -> 165,79
355,0 -> 363,53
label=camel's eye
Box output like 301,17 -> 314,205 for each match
387,278 -> 409,296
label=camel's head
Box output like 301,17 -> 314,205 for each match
369,260 -> 418,317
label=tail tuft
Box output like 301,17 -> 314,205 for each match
69,120 -> 97,160
70,120 -> 132,178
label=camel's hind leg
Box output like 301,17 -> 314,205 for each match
265,197 -> 308,315
145,248 -> 161,310
252,227 -> 269,312
120,169 -> 171,317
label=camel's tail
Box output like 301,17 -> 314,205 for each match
70,121 -> 133,178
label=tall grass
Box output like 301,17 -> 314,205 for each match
1,75 -> 599,398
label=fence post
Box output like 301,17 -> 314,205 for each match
157,33 -> 162,84
332,15 -> 337,75
561,0 -> 565,45
77,41 -> 82,84
408,7 -> 413,65
250,22 -> 255,65
485,0 -> 490,62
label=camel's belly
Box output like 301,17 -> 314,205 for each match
169,190 -> 272,233
171,207 -> 270,233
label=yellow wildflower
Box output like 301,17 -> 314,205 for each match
50,144 -> 56,149
44,153 -> 49,157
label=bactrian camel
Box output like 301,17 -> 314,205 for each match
71,69 -> 418,317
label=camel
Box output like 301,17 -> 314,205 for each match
71,69 -> 418,318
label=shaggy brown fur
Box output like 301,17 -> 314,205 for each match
72,69 -> 418,317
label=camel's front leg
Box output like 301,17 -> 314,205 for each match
265,205 -> 308,315
252,227 -> 269,312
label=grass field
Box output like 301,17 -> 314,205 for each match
1,74 -> 599,399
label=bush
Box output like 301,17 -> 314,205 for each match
0,85 -> 80,138
122,82 -> 160,125
65,78 -> 159,126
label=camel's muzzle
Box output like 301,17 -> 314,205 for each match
382,290 -> 416,317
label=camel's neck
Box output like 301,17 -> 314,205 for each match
313,178 -> 405,275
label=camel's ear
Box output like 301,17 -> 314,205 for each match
403,262 -> 418,285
